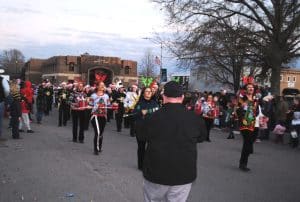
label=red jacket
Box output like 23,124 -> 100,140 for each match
20,100 -> 29,113
20,81 -> 33,104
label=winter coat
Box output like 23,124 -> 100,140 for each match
138,103 -> 207,186
20,81 -> 33,104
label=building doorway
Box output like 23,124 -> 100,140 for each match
88,67 -> 113,87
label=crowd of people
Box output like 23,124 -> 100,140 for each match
0,76 -> 299,201
0,77 -> 299,155
185,82 -> 300,147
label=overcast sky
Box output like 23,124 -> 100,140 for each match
0,0 -> 299,72
0,0 -> 180,73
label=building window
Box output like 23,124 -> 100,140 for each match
293,76 -> 296,82
280,75 -> 283,81
125,66 -> 130,74
287,76 -> 290,82
69,62 -> 75,72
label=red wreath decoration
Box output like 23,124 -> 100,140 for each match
95,72 -> 107,82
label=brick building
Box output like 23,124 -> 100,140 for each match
280,68 -> 300,93
24,54 -> 138,87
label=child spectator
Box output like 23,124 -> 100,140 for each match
19,94 -> 34,133
272,121 -> 286,144
20,81 -> 34,121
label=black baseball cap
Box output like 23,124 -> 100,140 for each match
163,81 -> 183,98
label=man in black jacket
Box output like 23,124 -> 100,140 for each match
138,81 -> 207,202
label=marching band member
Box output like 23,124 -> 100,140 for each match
44,81 -> 53,116
57,82 -> 70,127
83,85 -> 93,130
109,83 -> 118,121
114,86 -> 126,132
202,94 -> 218,142
90,81 -> 110,155
106,86 -> 113,122
69,82 -> 87,143
133,87 -> 159,170
124,84 -> 139,136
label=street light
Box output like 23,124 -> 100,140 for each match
142,37 -> 163,82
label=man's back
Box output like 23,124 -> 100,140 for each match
140,103 -> 207,186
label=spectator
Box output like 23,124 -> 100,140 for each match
138,81 -> 207,202
0,76 -> 10,141
274,96 -> 289,126
9,81 -> 21,139
219,89 -> 228,128
272,121 -> 286,144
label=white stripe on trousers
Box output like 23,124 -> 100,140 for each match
91,115 -> 101,151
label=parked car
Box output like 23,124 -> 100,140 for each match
282,88 -> 300,96
282,88 -> 300,107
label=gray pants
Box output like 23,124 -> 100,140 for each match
143,179 -> 192,202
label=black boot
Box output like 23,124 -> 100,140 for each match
227,132 -> 235,139
239,164 -> 250,172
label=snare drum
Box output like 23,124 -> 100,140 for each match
78,100 -> 88,108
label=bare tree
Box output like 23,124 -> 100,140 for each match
152,0 -> 300,95
0,49 -> 25,77
139,49 -> 159,77
168,17 -> 255,92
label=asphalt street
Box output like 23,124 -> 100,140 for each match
0,108 -> 299,202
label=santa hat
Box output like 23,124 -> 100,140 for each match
150,80 -> 158,88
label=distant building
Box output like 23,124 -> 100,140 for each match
24,54 -> 138,87
280,68 -> 300,94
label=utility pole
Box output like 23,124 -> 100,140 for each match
15,60 -> 18,78
160,41 -> 163,82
